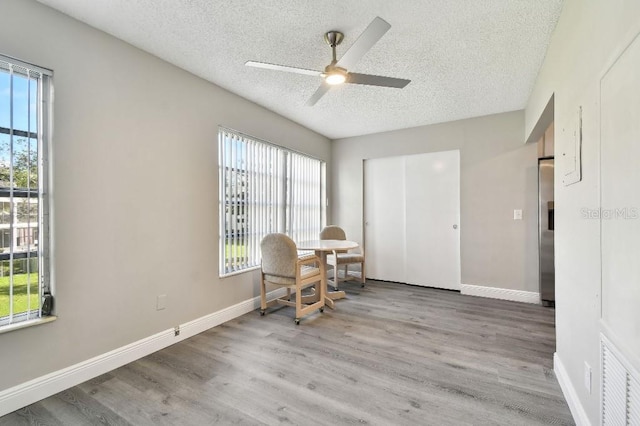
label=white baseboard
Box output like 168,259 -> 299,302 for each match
554,352 -> 592,426
0,288 -> 286,417
460,284 -> 540,304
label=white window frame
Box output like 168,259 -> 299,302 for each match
0,54 -> 52,329
218,127 -> 325,277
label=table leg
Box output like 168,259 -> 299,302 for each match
316,250 -> 346,309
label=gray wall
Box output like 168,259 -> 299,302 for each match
331,110 -> 539,293
0,0 -> 330,391
525,0 -> 640,423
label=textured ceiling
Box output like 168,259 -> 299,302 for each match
36,0 -> 563,139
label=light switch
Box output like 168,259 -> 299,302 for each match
157,294 -> 167,310
513,209 -> 523,220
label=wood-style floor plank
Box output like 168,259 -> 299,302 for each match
0,280 -> 574,425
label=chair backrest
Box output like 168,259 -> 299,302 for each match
320,225 -> 346,240
260,233 -> 297,278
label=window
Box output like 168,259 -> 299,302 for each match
218,128 -> 325,276
0,55 -> 51,327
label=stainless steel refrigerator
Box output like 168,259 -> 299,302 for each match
539,158 -> 555,306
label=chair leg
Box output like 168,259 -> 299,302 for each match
333,263 -> 339,290
360,261 -> 366,287
294,285 -> 302,324
318,282 -> 324,313
259,274 -> 267,315
319,263 -> 326,311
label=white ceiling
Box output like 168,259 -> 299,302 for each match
36,0 -> 563,140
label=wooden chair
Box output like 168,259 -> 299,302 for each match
319,225 -> 366,290
260,233 -> 325,324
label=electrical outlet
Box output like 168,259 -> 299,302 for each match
174,325 -> 180,337
513,209 -> 523,220
584,362 -> 592,394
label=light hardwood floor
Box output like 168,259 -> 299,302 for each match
1,280 -> 574,425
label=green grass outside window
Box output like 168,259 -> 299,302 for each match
0,273 -> 40,317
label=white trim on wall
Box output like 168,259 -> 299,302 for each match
554,352 -> 592,426
0,288 -> 287,417
460,284 -> 540,304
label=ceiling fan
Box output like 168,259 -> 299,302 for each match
245,17 -> 411,106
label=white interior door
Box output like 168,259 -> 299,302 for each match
363,156 -> 406,282
364,151 -> 461,290
600,32 -> 640,357
405,151 -> 460,290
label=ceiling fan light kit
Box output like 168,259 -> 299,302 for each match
324,66 -> 347,85
246,17 -> 411,105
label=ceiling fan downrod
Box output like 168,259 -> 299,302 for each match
324,31 -> 344,64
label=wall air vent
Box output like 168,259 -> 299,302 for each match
601,335 -> 640,425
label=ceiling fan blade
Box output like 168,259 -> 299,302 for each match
306,82 -> 331,106
336,16 -> 391,70
348,72 -> 410,88
245,61 -> 322,77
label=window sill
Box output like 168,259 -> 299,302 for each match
0,316 -> 57,335
220,265 -> 261,279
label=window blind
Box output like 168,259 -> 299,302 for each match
287,152 -> 322,243
218,128 -> 324,276
0,55 -> 51,327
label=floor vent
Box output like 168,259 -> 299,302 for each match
601,336 -> 640,425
